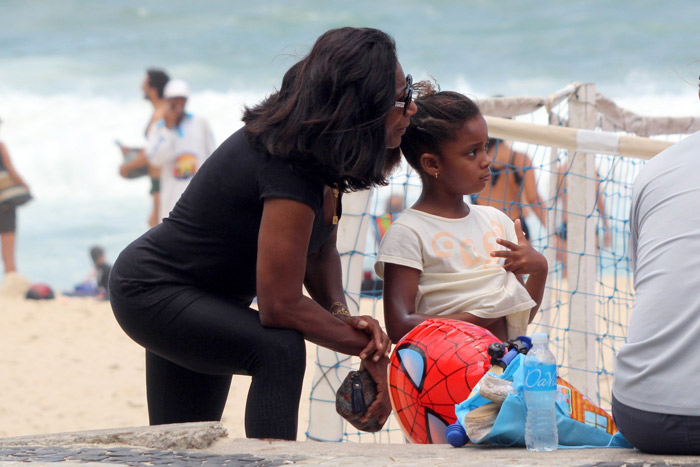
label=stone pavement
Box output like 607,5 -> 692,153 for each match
0,445 -> 296,466
1,422 -> 700,466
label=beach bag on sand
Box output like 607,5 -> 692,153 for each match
0,170 -> 32,207
455,354 -> 632,448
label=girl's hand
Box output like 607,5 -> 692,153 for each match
359,356 -> 392,427
341,315 -> 392,361
491,219 -> 548,276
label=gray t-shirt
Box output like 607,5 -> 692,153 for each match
613,130 -> 700,415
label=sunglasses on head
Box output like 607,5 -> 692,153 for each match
394,74 -> 413,116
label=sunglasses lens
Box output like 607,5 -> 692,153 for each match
404,75 -> 413,115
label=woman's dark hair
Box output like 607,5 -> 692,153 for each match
400,87 -> 482,176
243,27 -> 398,191
147,69 -> 170,98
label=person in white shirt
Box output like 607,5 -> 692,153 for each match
376,87 -> 548,343
146,79 -> 215,222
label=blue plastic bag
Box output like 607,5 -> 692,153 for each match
455,354 -> 631,448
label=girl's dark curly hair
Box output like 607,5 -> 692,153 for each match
400,85 -> 482,177
243,27 -> 399,191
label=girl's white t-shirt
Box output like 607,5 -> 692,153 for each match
375,205 -> 534,338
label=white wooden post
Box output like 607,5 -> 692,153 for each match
566,83 -> 598,399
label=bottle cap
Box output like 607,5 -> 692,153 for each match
531,333 -> 548,344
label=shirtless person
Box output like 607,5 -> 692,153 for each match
473,138 -> 547,239
552,157 -> 611,275
118,68 -> 169,227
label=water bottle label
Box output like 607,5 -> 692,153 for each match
524,363 -> 557,391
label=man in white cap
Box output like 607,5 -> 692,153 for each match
146,79 -> 215,223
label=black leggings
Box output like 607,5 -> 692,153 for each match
111,289 -> 306,440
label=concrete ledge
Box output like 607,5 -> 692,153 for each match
0,422 -> 228,450
3,424 -> 700,466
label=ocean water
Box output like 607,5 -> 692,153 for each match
1,0 -> 698,290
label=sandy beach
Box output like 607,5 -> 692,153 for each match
0,272 -> 318,440
4,271 -> 700,466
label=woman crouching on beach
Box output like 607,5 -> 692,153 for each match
109,27 -> 416,440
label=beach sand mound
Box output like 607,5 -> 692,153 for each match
0,271 -> 32,298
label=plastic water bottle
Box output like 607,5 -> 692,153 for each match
523,333 -> 558,451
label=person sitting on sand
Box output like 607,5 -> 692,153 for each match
375,87 -> 548,344
64,245 -> 112,300
90,246 -> 112,299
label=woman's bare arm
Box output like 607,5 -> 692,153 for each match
304,226 -> 390,360
256,197 -> 384,357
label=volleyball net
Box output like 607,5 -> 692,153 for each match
305,82 -> 700,443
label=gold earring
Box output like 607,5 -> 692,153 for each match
434,172 -> 439,179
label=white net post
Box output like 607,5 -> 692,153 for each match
566,83 -> 598,398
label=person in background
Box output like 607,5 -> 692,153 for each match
376,88 -> 547,344
109,27 -> 414,440
472,137 -> 547,239
90,245 -> 112,300
118,68 -> 170,227
374,194 -> 406,241
145,79 -> 215,222
611,80 -> 700,455
552,157 -> 611,276
63,245 -> 113,300
362,194 -> 406,298
0,119 -> 30,274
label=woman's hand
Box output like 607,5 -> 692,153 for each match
360,356 -> 392,427
491,219 -> 548,276
340,314 -> 392,362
